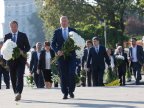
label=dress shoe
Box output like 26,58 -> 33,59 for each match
6,86 -> 10,89
15,94 -> 21,101
69,93 -> 74,98
63,95 -> 68,99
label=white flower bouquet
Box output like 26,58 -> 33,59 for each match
1,39 -> 26,60
115,55 -> 124,67
69,31 -> 85,58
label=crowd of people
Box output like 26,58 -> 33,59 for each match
0,16 -> 144,101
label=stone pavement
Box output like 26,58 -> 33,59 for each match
0,84 -> 144,108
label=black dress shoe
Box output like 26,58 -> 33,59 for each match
69,93 -> 74,98
63,95 -> 68,99
6,86 -> 10,89
15,94 -> 21,101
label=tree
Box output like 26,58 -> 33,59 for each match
36,0 -> 142,47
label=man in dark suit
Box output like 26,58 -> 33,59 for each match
52,16 -> 76,99
30,42 -> 44,88
82,40 -> 93,87
0,41 -> 10,89
129,37 -> 144,85
4,21 -> 30,101
87,37 -> 110,86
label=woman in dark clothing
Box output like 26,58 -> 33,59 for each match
114,46 -> 128,86
38,41 -> 55,88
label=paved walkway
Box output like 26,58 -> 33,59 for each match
0,84 -> 144,108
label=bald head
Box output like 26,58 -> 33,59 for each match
60,16 -> 69,28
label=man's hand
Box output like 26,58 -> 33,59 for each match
57,51 -> 64,56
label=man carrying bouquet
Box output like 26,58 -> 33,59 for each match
52,16 -> 77,99
4,21 -> 30,101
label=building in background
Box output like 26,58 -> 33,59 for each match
3,0 -> 37,44
0,0 -> 5,40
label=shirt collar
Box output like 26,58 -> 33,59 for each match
11,31 -> 18,35
132,45 -> 137,48
61,27 -> 68,30
94,45 -> 99,49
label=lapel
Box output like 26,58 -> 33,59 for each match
129,47 -> 132,57
35,52 -> 38,61
9,33 -> 13,40
92,47 -> 97,55
16,31 -> 20,44
136,45 -> 139,57
98,45 -> 101,54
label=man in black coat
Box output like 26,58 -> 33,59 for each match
4,21 -> 30,101
129,37 -> 144,85
30,42 -> 44,88
87,37 -> 110,86
52,16 -> 77,99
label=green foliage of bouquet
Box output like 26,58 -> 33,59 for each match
80,69 -> 86,82
105,67 -> 118,84
61,37 -> 80,59
115,55 -> 124,67
26,75 -> 34,87
51,63 -> 60,83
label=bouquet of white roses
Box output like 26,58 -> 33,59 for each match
1,39 -> 25,60
69,31 -> 85,58
115,55 -> 124,67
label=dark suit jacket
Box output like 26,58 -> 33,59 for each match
87,45 -> 110,69
82,48 -> 89,68
51,27 -> 76,58
38,49 -> 55,70
4,31 -> 30,63
129,45 -> 144,65
30,51 -> 39,73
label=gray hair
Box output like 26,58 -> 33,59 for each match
60,16 -> 68,23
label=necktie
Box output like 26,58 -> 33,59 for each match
95,47 -> 99,53
12,34 -> 16,42
63,29 -> 67,40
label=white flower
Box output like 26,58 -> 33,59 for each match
115,55 -> 124,60
69,31 -> 85,58
1,39 -> 17,60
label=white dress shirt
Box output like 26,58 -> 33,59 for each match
132,46 -> 138,62
37,51 -> 40,60
45,51 -> 51,69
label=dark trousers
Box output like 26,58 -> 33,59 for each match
132,62 -> 142,83
0,67 -> 10,89
118,66 -> 126,85
87,65 -> 92,87
58,57 -> 76,95
8,60 -> 25,94
92,66 -> 104,86
33,72 -> 44,88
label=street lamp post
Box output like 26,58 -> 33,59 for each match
104,19 -> 107,47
